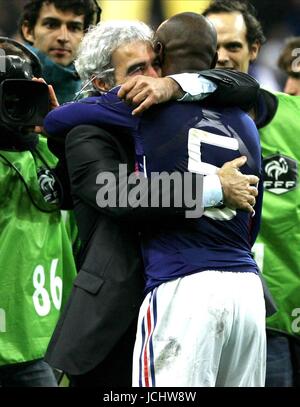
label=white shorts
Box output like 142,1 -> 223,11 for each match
132,270 -> 266,387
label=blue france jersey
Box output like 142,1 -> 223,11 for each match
139,102 -> 262,292
44,88 -> 262,293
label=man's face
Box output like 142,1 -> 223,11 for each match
111,41 -> 162,85
284,74 -> 300,96
206,11 -> 259,73
22,2 -> 84,66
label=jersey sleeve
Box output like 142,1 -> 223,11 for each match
44,89 -> 138,139
168,73 -> 217,101
169,69 -> 259,111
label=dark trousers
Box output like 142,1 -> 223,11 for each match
68,320 -> 137,387
0,359 -> 57,387
266,331 -> 293,387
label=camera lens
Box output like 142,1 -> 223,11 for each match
0,79 -> 49,127
3,91 -> 34,122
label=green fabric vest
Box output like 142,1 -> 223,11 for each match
253,92 -> 300,338
0,138 -> 76,365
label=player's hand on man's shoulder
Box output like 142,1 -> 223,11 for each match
118,76 -> 183,116
217,156 -> 259,213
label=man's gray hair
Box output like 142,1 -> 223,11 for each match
75,20 -> 154,89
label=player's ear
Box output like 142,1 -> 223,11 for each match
154,40 -> 165,66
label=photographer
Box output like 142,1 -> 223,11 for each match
0,38 -> 76,387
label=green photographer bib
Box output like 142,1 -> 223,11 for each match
0,137 -> 76,365
252,93 -> 300,338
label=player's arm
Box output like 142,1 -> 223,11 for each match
43,91 -> 137,140
118,74 -> 216,115
198,69 -> 260,112
117,69 -> 259,115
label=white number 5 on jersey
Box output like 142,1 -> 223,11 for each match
188,128 -> 239,221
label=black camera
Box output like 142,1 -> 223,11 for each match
0,38 -> 50,128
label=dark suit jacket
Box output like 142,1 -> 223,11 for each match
45,125 -> 195,375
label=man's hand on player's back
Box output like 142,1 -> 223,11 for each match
218,156 -> 258,213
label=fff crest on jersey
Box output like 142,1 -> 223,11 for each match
263,154 -> 298,195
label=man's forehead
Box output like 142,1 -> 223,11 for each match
114,41 -> 153,60
208,11 -> 247,39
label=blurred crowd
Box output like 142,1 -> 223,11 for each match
1,0 -> 300,91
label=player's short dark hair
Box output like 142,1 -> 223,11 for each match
203,0 -> 266,47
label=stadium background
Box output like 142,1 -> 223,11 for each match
0,0 -> 300,91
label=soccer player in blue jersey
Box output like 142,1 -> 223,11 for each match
132,13 -> 265,387
44,15 -> 265,386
